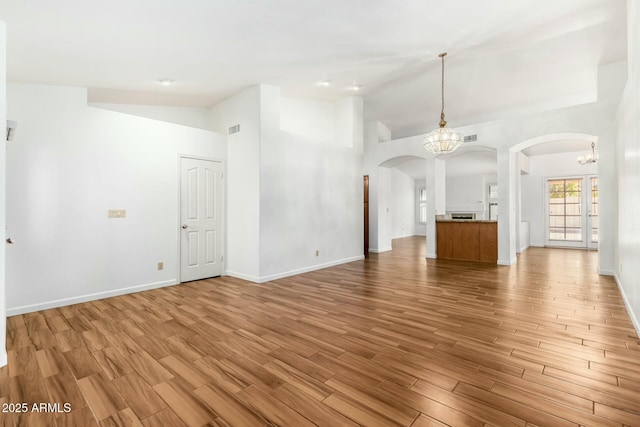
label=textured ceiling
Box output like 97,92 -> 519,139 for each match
0,0 -> 627,138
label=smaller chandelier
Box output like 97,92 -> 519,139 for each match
577,142 -> 598,165
424,52 -> 463,154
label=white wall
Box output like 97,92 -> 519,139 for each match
279,96 -> 363,152
415,179 -> 426,236
261,88 -> 363,278
375,167 -> 393,252
90,103 -> 210,130
446,174 -> 495,218
391,168 -> 416,239
521,151 -> 598,247
211,86 -> 364,281
6,83 -> 226,314
209,86 -> 261,280
0,21 -> 7,366
616,0 -> 640,334
280,97 -> 336,144
260,89 -> 363,278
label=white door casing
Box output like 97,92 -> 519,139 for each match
587,176 -> 598,250
180,157 -> 224,282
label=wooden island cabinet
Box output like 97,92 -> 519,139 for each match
436,220 -> 498,263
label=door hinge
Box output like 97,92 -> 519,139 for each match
221,172 -> 224,179
221,254 -> 224,262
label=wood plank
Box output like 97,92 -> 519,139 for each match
63,347 -> 102,380
36,347 -> 71,378
57,407 -> 100,427
2,238 -> 639,427
140,408 -> 186,427
454,382 -> 579,427
236,384 -> 316,427
99,408 -> 143,427
111,373 -> 167,419
152,380 -> 214,427
77,373 -> 127,420
158,355 -> 208,390
325,375 -> 419,426
193,383 -> 267,426
44,371 -> 88,410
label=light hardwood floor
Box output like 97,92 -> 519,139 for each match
2,237 -> 640,426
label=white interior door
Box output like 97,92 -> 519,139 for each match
180,157 -> 223,282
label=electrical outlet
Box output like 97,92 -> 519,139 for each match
157,262 -> 164,271
315,250 -> 319,257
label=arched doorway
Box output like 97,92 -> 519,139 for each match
511,133 -> 600,253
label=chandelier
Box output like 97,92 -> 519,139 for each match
577,142 -> 598,165
423,53 -> 463,154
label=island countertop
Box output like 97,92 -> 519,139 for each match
436,219 -> 497,223
436,220 -> 497,263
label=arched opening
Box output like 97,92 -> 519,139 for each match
511,133 -> 599,253
441,146 -> 498,220
371,155 -> 427,254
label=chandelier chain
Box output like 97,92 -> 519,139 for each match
441,53 -> 445,116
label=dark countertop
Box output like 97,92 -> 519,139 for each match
436,219 -> 497,223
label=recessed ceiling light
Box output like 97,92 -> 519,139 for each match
157,79 -> 175,86
316,80 -> 331,87
349,84 -> 362,91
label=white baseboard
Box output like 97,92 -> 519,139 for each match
0,351 -> 6,368
228,255 -> 365,284
614,274 -> 640,338
392,234 -> 415,240
225,271 -> 262,283
7,279 -> 178,316
599,269 -> 615,276
498,257 -> 517,266
517,244 -> 530,253
426,253 -> 437,259
369,247 -> 392,253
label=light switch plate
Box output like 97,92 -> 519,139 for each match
108,209 -> 127,218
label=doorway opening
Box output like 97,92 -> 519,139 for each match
546,175 -> 598,249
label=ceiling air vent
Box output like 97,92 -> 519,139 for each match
464,134 -> 477,143
228,124 -> 240,135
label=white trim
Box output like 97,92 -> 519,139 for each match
225,271 -> 262,283
369,247 -> 392,253
598,269 -> 615,276
7,280 -> 178,316
426,253 -> 437,259
614,274 -> 640,338
498,257 -> 517,265
544,175 -> 597,249
517,244 -> 530,253
228,255 -> 365,284
0,351 -> 6,368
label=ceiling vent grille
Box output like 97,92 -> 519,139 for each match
464,134 -> 477,143
228,124 -> 240,135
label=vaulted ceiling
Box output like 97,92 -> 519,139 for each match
0,0 -> 627,139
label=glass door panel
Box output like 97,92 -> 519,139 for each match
547,178 -> 583,245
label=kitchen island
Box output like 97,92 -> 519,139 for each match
436,219 -> 497,263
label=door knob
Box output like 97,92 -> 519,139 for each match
181,224 -> 188,229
